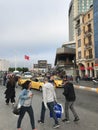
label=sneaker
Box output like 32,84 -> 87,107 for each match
74,117 -> 79,122
38,120 -> 44,124
53,124 -> 60,129
62,119 -> 70,123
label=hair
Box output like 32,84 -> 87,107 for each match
8,75 -> 16,86
44,77 -> 49,82
22,80 -> 31,90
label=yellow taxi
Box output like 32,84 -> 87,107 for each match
18,77 -> 44,91
18,77 -> 31,86
31,77 -> 44,91
53,76 -> 63,88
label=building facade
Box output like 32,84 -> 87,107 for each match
75,7 -> 94,78
69,1 -> 74,41
33,60 -> 51,73
54,41 -> 76,76
0,59 -> 10,71
69,0 -> 93,41
93,0 -> 98,78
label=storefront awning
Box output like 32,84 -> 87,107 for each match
94,64 -> 98,66
87,67 -> 93,70
80,66 -> 85,70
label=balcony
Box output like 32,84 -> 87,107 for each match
84,42 -> 92,49
75,23 -> 80,28
57,60 -> 73,67
84,29 -> 92,37
56,47 -> 75,55
85,55 -> 93,60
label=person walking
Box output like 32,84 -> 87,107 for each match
62,79 -> 79,123
17,80 -> 37,130
38,77 -> 60,129
4,75 -> 16,105
3,72 -> 7,86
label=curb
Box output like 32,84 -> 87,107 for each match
74,85 -> 98,93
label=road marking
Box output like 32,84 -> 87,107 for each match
74,85 -> 98,93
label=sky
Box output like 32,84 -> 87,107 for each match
0,0 -> 71,69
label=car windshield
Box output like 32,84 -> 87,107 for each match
24,72 -> 31,75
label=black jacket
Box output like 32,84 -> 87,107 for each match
63,82 -> 76,101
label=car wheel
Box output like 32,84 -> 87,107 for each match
39,86 -> 42,92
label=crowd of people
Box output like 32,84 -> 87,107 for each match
3,72 -> 79,130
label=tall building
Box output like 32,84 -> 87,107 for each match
75,7 -> 94,78
54,41 -> 76,76
69,0 -> 93,41
33,60 -> 51,73
69,1 -> 74,41
54,0 -> 93,78
93,0 -> 98,77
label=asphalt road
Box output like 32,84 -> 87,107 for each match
0,84 -> 98,130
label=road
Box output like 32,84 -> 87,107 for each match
0,84 -> 98,130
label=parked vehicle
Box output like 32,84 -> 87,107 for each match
23,72 -> 32,78
92,78 -> 98,85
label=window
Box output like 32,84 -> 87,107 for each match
88,13 -> 90,19
78,51 -> 81,59
88,24 -> 92,32
84,50 -> 86,57
77,28 -> 81,36
78,39 -> 81,47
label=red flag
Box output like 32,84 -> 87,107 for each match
24,55 -> 30,60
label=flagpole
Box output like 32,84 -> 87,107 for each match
14,51 -> 17,71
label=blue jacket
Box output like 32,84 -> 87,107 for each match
18,89 -> 30,106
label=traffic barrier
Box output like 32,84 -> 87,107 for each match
74,85 -> 98,93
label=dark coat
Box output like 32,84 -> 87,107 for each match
4,80 -> 16,99
63,82 -> 76,101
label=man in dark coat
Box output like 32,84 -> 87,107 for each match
62,79 -> 79,123
4,75 -> 16,105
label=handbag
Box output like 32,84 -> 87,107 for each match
12,98 -> 21,115
50,103 -> 64,118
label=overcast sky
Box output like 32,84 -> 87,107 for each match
0,0 -> 71,69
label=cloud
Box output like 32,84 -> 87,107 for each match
0,0 -> 71,68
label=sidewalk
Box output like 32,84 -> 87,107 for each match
0,85 -> 98,130
73,80 -> 98,93
73,80 -> 98,88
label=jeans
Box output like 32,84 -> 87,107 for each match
65,101 -> 79,120
40,101 -> 59,125
17,106 -> 35,129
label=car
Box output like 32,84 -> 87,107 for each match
23,72 -> 32,78
53,76 -> 63,88
92,78 -> 98,85
18,77 -> 44,91
31,77 -> 44,91
18,77 -> 31,86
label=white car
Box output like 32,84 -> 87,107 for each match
23,72 -> 32,78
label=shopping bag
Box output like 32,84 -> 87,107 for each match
13,104 -> 20,115
50,103 -> 63,118
12,99 -> 21,115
